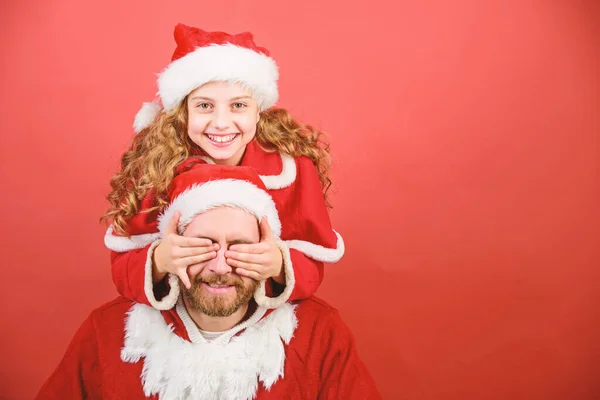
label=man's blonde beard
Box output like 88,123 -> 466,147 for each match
183,272 -> 259,317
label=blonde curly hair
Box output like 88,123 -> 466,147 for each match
102,98 -> 332,235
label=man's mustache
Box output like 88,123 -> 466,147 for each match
194,273 -> 244,287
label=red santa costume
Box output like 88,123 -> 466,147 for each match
36,165 -> 380,400
103,24 -> 344,310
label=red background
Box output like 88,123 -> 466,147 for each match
1,1 -> 598,399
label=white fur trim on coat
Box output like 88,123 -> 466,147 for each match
286,230 -> 345,263
158,44 -> 279,112
195,152 -> 296,190
260,153 -> 296,190
121,300 -> 298,400
104,226 -> 160,252
133,101 -> 163,133
157,179 -> 282,237
144,240 -> 180,310
254,240 -> 295,309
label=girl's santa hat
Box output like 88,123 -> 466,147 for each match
105,159 -> 283,249
133,24 -> 279,133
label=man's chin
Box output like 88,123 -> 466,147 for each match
197,295 -> 242,317
183,279 -> 259,317
184,289 -> 241,317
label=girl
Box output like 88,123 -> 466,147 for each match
103,24 -> 344,310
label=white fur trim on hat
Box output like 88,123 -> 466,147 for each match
158,44 -> 279,112
133,101 -> 163,133
286,230 -> 345,263
157,179 -> 282,237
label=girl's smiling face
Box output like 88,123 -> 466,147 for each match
187,81 -> 260,166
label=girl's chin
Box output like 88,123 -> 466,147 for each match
201,149 -> 241,165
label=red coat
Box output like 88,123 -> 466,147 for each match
35,296 -> 381,400
105,141 -> 344,310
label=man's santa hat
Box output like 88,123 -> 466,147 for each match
133,24 -> 279,133
159,161 -> 283,238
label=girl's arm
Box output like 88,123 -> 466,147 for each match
110,242 -> 177,309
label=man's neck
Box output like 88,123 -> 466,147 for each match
182,299 -> 249,333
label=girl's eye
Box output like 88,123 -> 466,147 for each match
232,102 -> 246,109
197,103 -> 212,110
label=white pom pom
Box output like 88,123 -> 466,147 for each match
133,101 -> 162,133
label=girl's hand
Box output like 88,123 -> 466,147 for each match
225,217 -> 284,283
153,211 -> 219,288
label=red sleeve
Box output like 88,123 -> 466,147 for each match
318,311 -> 381,400
285,250 -> 324,301
109,191 -> 171,307
35,315 -> 102,400
111,246 -> 167,307
282,157 -> 341,302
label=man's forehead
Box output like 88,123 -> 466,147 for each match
183,206 -> 259,239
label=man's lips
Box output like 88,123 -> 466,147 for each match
202,282 -> 235,294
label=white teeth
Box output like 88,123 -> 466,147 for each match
207,134 -> 236,143
208,283 -> 229,288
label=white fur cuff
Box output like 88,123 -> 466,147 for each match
144,240 -> 180,310
285,230 -> 345,263
254,240 -> 295,309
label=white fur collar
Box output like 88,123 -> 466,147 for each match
258,152 -> 296,190
199,152 -> 296,190
121,299 -> 298,400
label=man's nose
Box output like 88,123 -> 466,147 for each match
207,248 -> 232,275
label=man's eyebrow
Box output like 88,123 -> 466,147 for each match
191,237 -> 255,245
229,239 -> 255,245
193,235 -> 216,241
